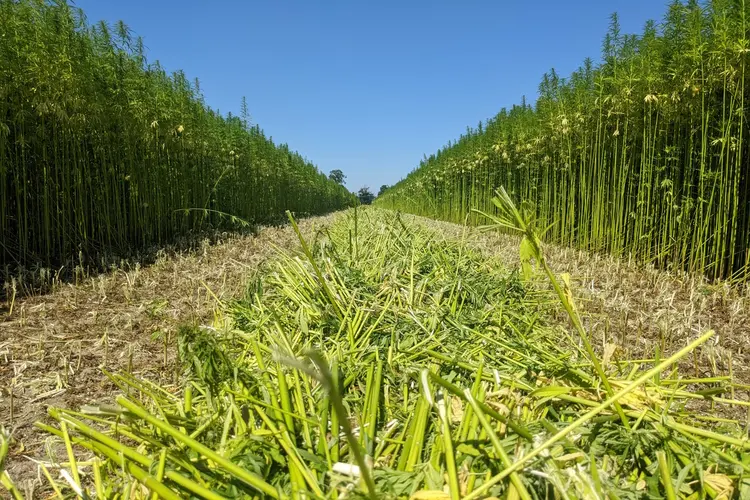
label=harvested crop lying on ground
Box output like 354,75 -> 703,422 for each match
0,214 -> 340,494
5,206 -> 749,498
411,214 -> 750,405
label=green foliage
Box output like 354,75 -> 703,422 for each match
357,186 -> 375,205
377,0 -> 750,283
328,169 -> 347,184
177,325 -> 235,392
0,0 -> 355,285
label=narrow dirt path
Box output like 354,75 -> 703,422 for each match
0,213 -> 340,493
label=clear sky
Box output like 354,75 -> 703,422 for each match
74,1 -> 669,193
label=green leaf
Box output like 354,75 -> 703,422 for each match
520,236 -> 534,281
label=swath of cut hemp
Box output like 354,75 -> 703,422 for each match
8,200 -> 749,499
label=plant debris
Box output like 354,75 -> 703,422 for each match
10,205 -> 749,498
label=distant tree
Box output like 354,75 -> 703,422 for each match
329,169 -> 346,185
378,184 -> 389,196
357,187 -> 375,205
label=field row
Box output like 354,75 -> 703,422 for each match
378,1 -> 750,283
0,0 -> 354,291
4,207 -> 747,498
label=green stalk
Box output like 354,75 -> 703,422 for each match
38,415 -> 225,500
304,352 -> 377,499
477,187 -> 630,428
463,389 -> 532,500
116,396 -> 280,498
255,406 -> 324,497
464,330 -> 715,500
364,356 -> 383,457
426,369 -> 532,441
287,211 -> 344,319
0,428 -> 22,500
656,451 -> 677,500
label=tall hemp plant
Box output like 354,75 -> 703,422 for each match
0,0 -> 355,290
377,0 -> 750,283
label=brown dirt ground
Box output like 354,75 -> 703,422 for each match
0,213 -> 340,497
2,209 -> 750,496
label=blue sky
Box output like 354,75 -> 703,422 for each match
74,1 -> 669,193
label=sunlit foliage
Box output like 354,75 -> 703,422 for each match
0,0 -> 354,282
378,1 -> 749,282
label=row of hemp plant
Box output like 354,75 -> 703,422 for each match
0,0 -> 356,288
377,0 -> 749,283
